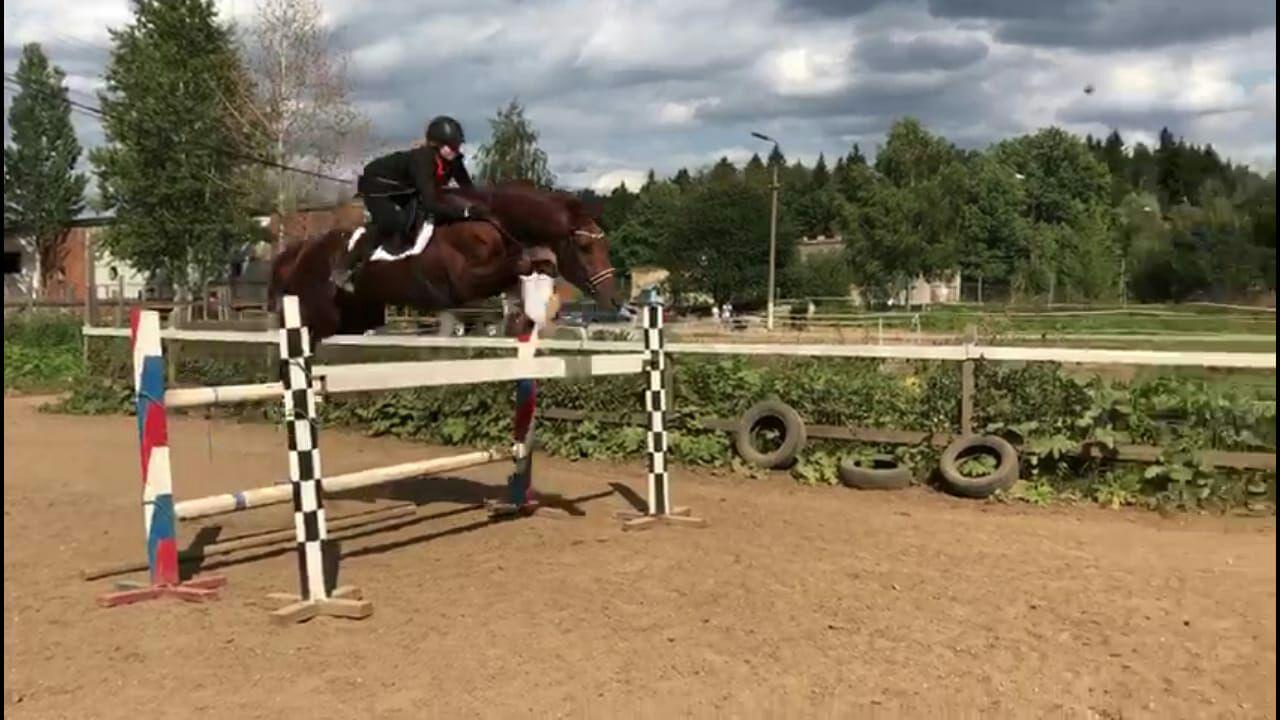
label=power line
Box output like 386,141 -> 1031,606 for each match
4,72 -> 354,185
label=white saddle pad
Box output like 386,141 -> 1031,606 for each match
346,223 -> 434,262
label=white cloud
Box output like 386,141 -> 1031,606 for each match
3,1 -> 131,46
590,169 -> 648,193
3,0 -> 1275,192
759,42 -> 855,97
654,97 -> 721,125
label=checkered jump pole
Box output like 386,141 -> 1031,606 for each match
265,296 -> 373,624
619,287 -> 706,531
97,309 -> 227,608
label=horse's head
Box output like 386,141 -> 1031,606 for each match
553,194 -> 621,313
452,183 -> 622,313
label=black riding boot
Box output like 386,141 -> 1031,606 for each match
334,225 -> 380,292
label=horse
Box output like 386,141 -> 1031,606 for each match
267,182 -> 620,340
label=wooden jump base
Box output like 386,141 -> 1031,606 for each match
82,503 -> 419,581
98,278 -> 697,623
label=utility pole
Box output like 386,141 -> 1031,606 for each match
767,160 -> 779,331
751,131 -> 781,331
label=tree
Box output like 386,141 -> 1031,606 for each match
3,43 -> 88,294
1101,130 -> 1129,206
845,143 -> 867,167
811,153 -> 830,188
705,156 -> 739,185
1129,142 -> 1157,195
671,167 -> 693,189
787,187 -> 839,239
780,251 -> 853,299
642,169 -> 657,191
837,174 -> 920,303
874,117 -> 959,188
91,0 -> 263,298
242,0 -> 369,242
473,98 -> 554,187
1156,127 -> 1189,208
949,156 -> 1030,286
767,144 -> 786,169
742,153 -> 768,188
602,181 -> 637,231
663,180 -> 778,305
992,127 -> 1110,227
611,181 -> 682,273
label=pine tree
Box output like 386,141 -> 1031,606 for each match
3,43 -> 88,292
672,167 -> 692,190
743,153 -> 768,187
766,144 -> 786,169
706,156 -> 739,184
642,168 -> 657,192
811,153 -> 830,187
1156,126 -> 1189,207
1101,130 -> 1129,205
846,143 -> 867,166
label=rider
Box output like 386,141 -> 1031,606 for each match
336,115 -> 486,289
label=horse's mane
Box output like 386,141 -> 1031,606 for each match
446,182 -> 603,237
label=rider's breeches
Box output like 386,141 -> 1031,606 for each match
364,193 -> 410,245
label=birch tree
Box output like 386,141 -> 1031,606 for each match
243,0 -> 369,245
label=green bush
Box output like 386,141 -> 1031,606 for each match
3,314 -> 84,391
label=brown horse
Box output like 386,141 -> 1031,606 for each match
267,182 -> 620,340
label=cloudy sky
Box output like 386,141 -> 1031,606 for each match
4,0 -> 1276,194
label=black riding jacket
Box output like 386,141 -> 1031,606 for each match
358,145 -> 474,221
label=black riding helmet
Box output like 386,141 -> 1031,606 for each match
425,115 -> 465,150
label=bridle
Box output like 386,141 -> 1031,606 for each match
570,228 -> 614,292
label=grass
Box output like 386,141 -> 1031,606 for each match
3,312 -> 84,393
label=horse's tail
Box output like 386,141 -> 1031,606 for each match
266,228 -> 349,311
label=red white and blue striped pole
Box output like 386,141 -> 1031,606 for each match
493,273 -> 554,516
97,308 -> 226,607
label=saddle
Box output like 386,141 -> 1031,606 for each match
379,197 -> 428,256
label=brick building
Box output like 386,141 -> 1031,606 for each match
3,200 -> 366,304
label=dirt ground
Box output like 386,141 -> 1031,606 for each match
3,395 -> 1275,720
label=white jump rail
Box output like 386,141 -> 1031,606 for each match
83,325 -> 1277,369
174,449 -> 511,520
160,355 -> 647,408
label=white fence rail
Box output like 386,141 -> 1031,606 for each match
82,325 -> 1276,370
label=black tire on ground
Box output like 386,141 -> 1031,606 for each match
938,435 -> 1020,498
734,399 -> 807,469
838,455 -> 913,490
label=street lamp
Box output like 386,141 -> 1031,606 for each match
750,131 -> 780,331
